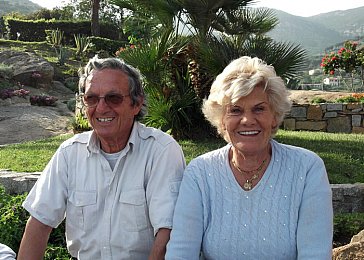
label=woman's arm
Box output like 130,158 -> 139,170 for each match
297,156 -> 333,259
166,165 -> 204,260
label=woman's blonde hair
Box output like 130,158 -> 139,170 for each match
202,56 -> 292,142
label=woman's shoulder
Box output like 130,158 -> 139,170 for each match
194,143 -> 230,162
272,139 -> 320,160
271,140 -> 325,175
185,144 -> 229,173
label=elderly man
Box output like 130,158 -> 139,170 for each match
18,56 -> 185,259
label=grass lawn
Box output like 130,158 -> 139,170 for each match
0,130 -> 363,184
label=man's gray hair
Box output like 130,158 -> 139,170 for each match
78,55 -> 147,121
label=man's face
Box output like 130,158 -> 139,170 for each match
84,68 -> 142,147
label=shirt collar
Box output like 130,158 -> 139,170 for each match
86,122 -> 139,155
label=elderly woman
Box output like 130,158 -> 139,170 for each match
166,56 -> 333,259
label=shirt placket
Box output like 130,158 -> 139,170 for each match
100,155 -> 117,259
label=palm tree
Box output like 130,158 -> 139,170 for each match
111,0 -> 307,137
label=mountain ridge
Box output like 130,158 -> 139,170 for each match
267,6 -> 364,56
2,0 -> 364,57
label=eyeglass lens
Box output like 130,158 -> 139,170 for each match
83,94 -> 126,107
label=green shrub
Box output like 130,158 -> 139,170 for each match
70,112 -> 92,132
67,98 -> 76,112
0,185 -> 71,259
333,213 -> 364,247
64,78 -> 78,92
310,97 -> 327,104
89,36 -> 127,56
335,96 -> 360,103
0,186 -> 27,252
0,63 -> 13,79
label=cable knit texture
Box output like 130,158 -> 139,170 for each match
166,139 -> 333,260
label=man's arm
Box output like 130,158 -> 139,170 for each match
17,216 -> 53,260
149,228 -> 171,260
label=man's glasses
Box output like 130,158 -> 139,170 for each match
80,93 -> 130,108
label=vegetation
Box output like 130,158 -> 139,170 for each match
0,186 -> 70,259
321,41 -> 364,91
70,112 -> 92,133
110,0 -> 307,138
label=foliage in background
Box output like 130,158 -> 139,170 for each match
0,63 -> 13,80
310,93 -> 364,104
0,186 -> 70,259
74,34 -> 91,59
45,28 -> 64,48
0,88 -> 29,100
321,41 -> 364,91
112,0 -> 307,138
333,213 -> 364,247
0,186 -> 28,252
70,112 -> 92,132
30,95 -> 58,106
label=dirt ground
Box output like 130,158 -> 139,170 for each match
288,90 -> 353,104
0,89 -> 353,145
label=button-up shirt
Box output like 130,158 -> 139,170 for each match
23,122 -> 185,259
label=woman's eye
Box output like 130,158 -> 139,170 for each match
227,107 -> 241,115
254,106 -> 265,113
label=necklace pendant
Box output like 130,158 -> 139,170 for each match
243,181 -> 252,190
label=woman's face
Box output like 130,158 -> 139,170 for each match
222,85 -> 277,156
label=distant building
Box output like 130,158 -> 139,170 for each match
323,77 -> 340,86
309,69 -> 321,76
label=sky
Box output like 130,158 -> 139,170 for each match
30,0 -> 364,17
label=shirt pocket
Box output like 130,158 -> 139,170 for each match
67,190 -> 97,231
119,189 -> 150,232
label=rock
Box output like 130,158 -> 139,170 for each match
351,230 -> 364,243
0,50 -> 54,88
333,229 -> 364,260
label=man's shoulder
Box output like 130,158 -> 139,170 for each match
137,123 -> 177,147
60,131 -> 92,148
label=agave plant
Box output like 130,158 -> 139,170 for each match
74,34 -> 91,58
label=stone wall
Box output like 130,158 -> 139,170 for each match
283,103 -> 364,134
1,170 -> 363,215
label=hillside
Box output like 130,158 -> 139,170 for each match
0,0 -> 41,16
267,10 -> 346,56
310,7 -> 364,39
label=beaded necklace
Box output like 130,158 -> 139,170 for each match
232,158 -> 267,190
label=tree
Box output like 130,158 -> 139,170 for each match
321,41 -> 364,91
56,0 -> 124,36
91,0 -> 101,36
111,0 -> 307,137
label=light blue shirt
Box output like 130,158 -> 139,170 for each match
166,139 -> 333,259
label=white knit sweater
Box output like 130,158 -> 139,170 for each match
166,140 -> 333,260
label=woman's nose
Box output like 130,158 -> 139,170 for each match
240,112 -> 255,124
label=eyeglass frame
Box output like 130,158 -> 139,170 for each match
78,93 -> 130,108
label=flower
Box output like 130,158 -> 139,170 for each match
31,72 -> 42,79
